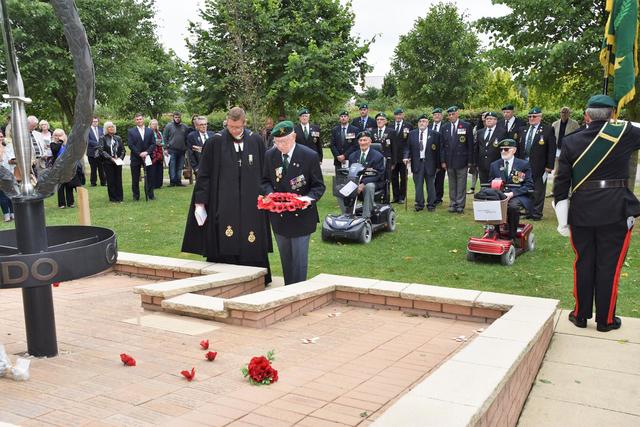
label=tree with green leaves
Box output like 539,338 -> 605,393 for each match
0,0 -> 182,124
391,2 -> 482,109
186,0 -> 371,118
466,68 -> 525,111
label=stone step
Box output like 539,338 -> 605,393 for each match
161,293 -> 228,319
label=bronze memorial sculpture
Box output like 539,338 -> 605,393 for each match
0,0 -> 117,357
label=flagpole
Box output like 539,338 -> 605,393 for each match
602,45 -> 612,94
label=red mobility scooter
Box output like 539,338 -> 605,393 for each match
466,180 -> 535,266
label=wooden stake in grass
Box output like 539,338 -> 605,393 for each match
77,186 -> 91,225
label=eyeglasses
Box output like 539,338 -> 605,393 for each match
500,147 -> 513,152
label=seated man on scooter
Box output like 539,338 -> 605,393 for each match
348,131 -> 385,219
488,139 -> 534,244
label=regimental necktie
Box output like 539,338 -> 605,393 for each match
395,122 -> 400,132
485,128 -> 492,144
419,130 -> 424,152
503,160 -> 509,180
359,151 -> 365,164
341,127 -> 346,141
525,126 -> 535,156
451,124 -> 455,139
201,133 -> 206,145
361,118 -> 365,129
283,153 -> 289,174
378,129 -> 383,140
304,125 -> 309,139
505,120 -> 509,130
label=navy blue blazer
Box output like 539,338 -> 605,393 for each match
262,144 -> 325,238
187,130 -> 215,173
348,147 -> 385,188
351,116 -> 376,132
87,126 -> 104,157
441,120 -> 474,169
127,126 -> 155,165
403,128 -> 443,176
488,157 -> 533,212
330,124 -> 359,167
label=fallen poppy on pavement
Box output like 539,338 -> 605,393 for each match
119,353 -> 136,366
199,339 -> 209,350
205,351 -> 217,361
52,282 -> 60,288
181,367 -> 196,381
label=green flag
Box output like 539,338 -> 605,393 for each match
600,0 -> 639,112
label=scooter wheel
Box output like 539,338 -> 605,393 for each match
359,222 -> 372,244
500,245 -> 516,266
321,228 -> 331,242
466,250 -> 476,262
526,233 -> 535,252
386,210 -> 396,232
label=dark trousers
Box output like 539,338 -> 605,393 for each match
152,161 -> 163,188
274,233 -> 310,285
88,155 -> 105,186
0,191 -> 13,214
413,163 -> 436,209
570,220 -> 633,325
168,149 -> 185,184
104,162 -> 123,202
531,174 -> 546,218
478,167 -> 490,187
507,197 -> 526,239
57,183 -> 75,207
435,168 -> 446,202
391,161 -> 407,201
130,161 -> 155,201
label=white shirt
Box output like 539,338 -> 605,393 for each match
450,120 -> 459,137
484,126 -> 496,143
200,132 -> 207,144
526,124 -> 539,143
504,158 -> 513,176
419,129 -> 428,159
137,126 -> 145,140
432,122 -> 441,133
395,121 -> 403,132
283,143 -> 295,162
358,149 -> 369,163
91,126 -> 99,141
505,117 -> 515,131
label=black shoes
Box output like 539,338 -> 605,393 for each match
415,206 -> 424,212
597,317 -> 622,332
568,312 -> 587,328
427,207 -> 435,212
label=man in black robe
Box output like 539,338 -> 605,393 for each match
182,107 -> 272,283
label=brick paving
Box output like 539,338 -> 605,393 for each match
0,273 -> 478,426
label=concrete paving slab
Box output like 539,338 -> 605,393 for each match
527,360 -> 640,416
555,309 -> 640,344
121,312 -> 221,335
543,333 -> 640,375
519,396 -> 640,427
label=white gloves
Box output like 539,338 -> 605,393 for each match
0,344 -> 30,381
194,204 -> 208,226
553,199 -> 570,237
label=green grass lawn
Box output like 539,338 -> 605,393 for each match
2,168 -> 638,318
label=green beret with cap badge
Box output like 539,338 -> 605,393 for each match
271,120 -> 295,137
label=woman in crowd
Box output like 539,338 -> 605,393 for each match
0,131 -> 15,221
149,119 -> 164,189
39,119 -> 54,166
51,128 -> 80,208
98,121 -> 125,202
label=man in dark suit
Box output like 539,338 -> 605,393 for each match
391,108 -> 412,204
499,104 -> 526,140
87,116 -> 105,186
186,116 -> 215,177
348,131 -> 385,218
126,113 -> 156,201
351,103 -> 376,131
441,106 -> 474,213
403,114 -> 443,211
554,95 -> 640,332
474,111 -> 507,184
489,139 -> 534,241
330,111 -> 359,213
294,108 -> 322,161
516,107 -> 556,220
262,121 -> 325,285
430,107 -> 447,205
372,112 -> 401,203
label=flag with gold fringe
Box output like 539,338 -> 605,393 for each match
600,0 -> 639,113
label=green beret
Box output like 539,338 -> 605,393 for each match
447,106 -> 458,113
357,130 -> 373,140
502,104 -> 515,111
375,112 -> 387,119
498,138 -> 517,148
528,107 -> 542,115
417,113 -> 429,121
486,111 -> 498,118
338,110 -> 349,116
393,108 -> 404,115
297,108 -> 310,116
432,107 -> 443,114
587,94 -> 616,108
359,103 -> 368,109
272,120 -> 294,137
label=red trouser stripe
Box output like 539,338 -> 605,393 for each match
569,226 -> 579,317
608,226 -> 633,324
